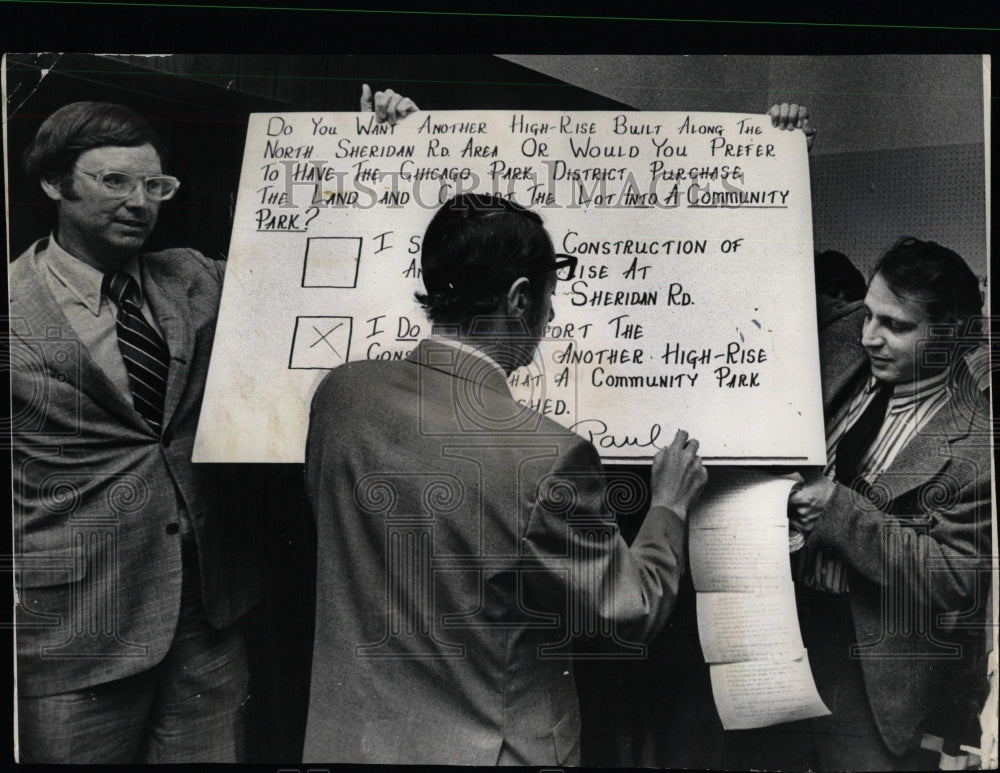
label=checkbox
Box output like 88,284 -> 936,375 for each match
302,237 -> 362,288
289,316 -> 353,369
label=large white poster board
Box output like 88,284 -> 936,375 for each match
194,110 -> 825,463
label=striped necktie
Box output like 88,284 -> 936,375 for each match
102,270 -> 170,432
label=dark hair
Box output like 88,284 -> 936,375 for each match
814,249 -> 866,302
414,193 -> 555,325
23,101 -> 167,184
872,237 -> 982,328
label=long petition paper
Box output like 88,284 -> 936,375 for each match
689,468 -> 830,728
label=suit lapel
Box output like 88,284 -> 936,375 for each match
10,241 -> 147,432
142,262 -> 193,431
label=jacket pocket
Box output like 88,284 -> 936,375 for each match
15,549 -> 87,589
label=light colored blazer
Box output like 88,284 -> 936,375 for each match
10,238 -> 262,697
303,338 -> 687,765
806,299 -> 992,755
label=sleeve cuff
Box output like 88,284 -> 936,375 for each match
647,504 -> 685,532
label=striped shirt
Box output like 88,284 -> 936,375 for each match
794,368 -> 952,594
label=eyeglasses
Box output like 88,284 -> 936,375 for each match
75,168 -> 181,201
525,254 -> 578,281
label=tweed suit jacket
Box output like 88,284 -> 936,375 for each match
303,339 -> 687,765
10,238 -> 262,697
805,299 -> 992,755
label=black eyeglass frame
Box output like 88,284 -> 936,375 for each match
523,253 -> 578,281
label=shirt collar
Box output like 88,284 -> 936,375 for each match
866,368 -> 950,415
862,374 -> 882,397
890,368 -> 950,409
43,235 -> 143,315
429,334 -> 507,380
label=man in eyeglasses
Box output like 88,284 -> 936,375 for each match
10,94 -> 416,763
302,193 -> 708,765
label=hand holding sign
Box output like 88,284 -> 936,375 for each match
769,102 -> 816,151
361,83 -> 420,125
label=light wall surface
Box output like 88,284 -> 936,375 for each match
500,55 -> 989,281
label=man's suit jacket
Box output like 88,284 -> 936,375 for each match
805,299 -> 992,755
10,238 -> 262,697
303,339 -> 687,765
